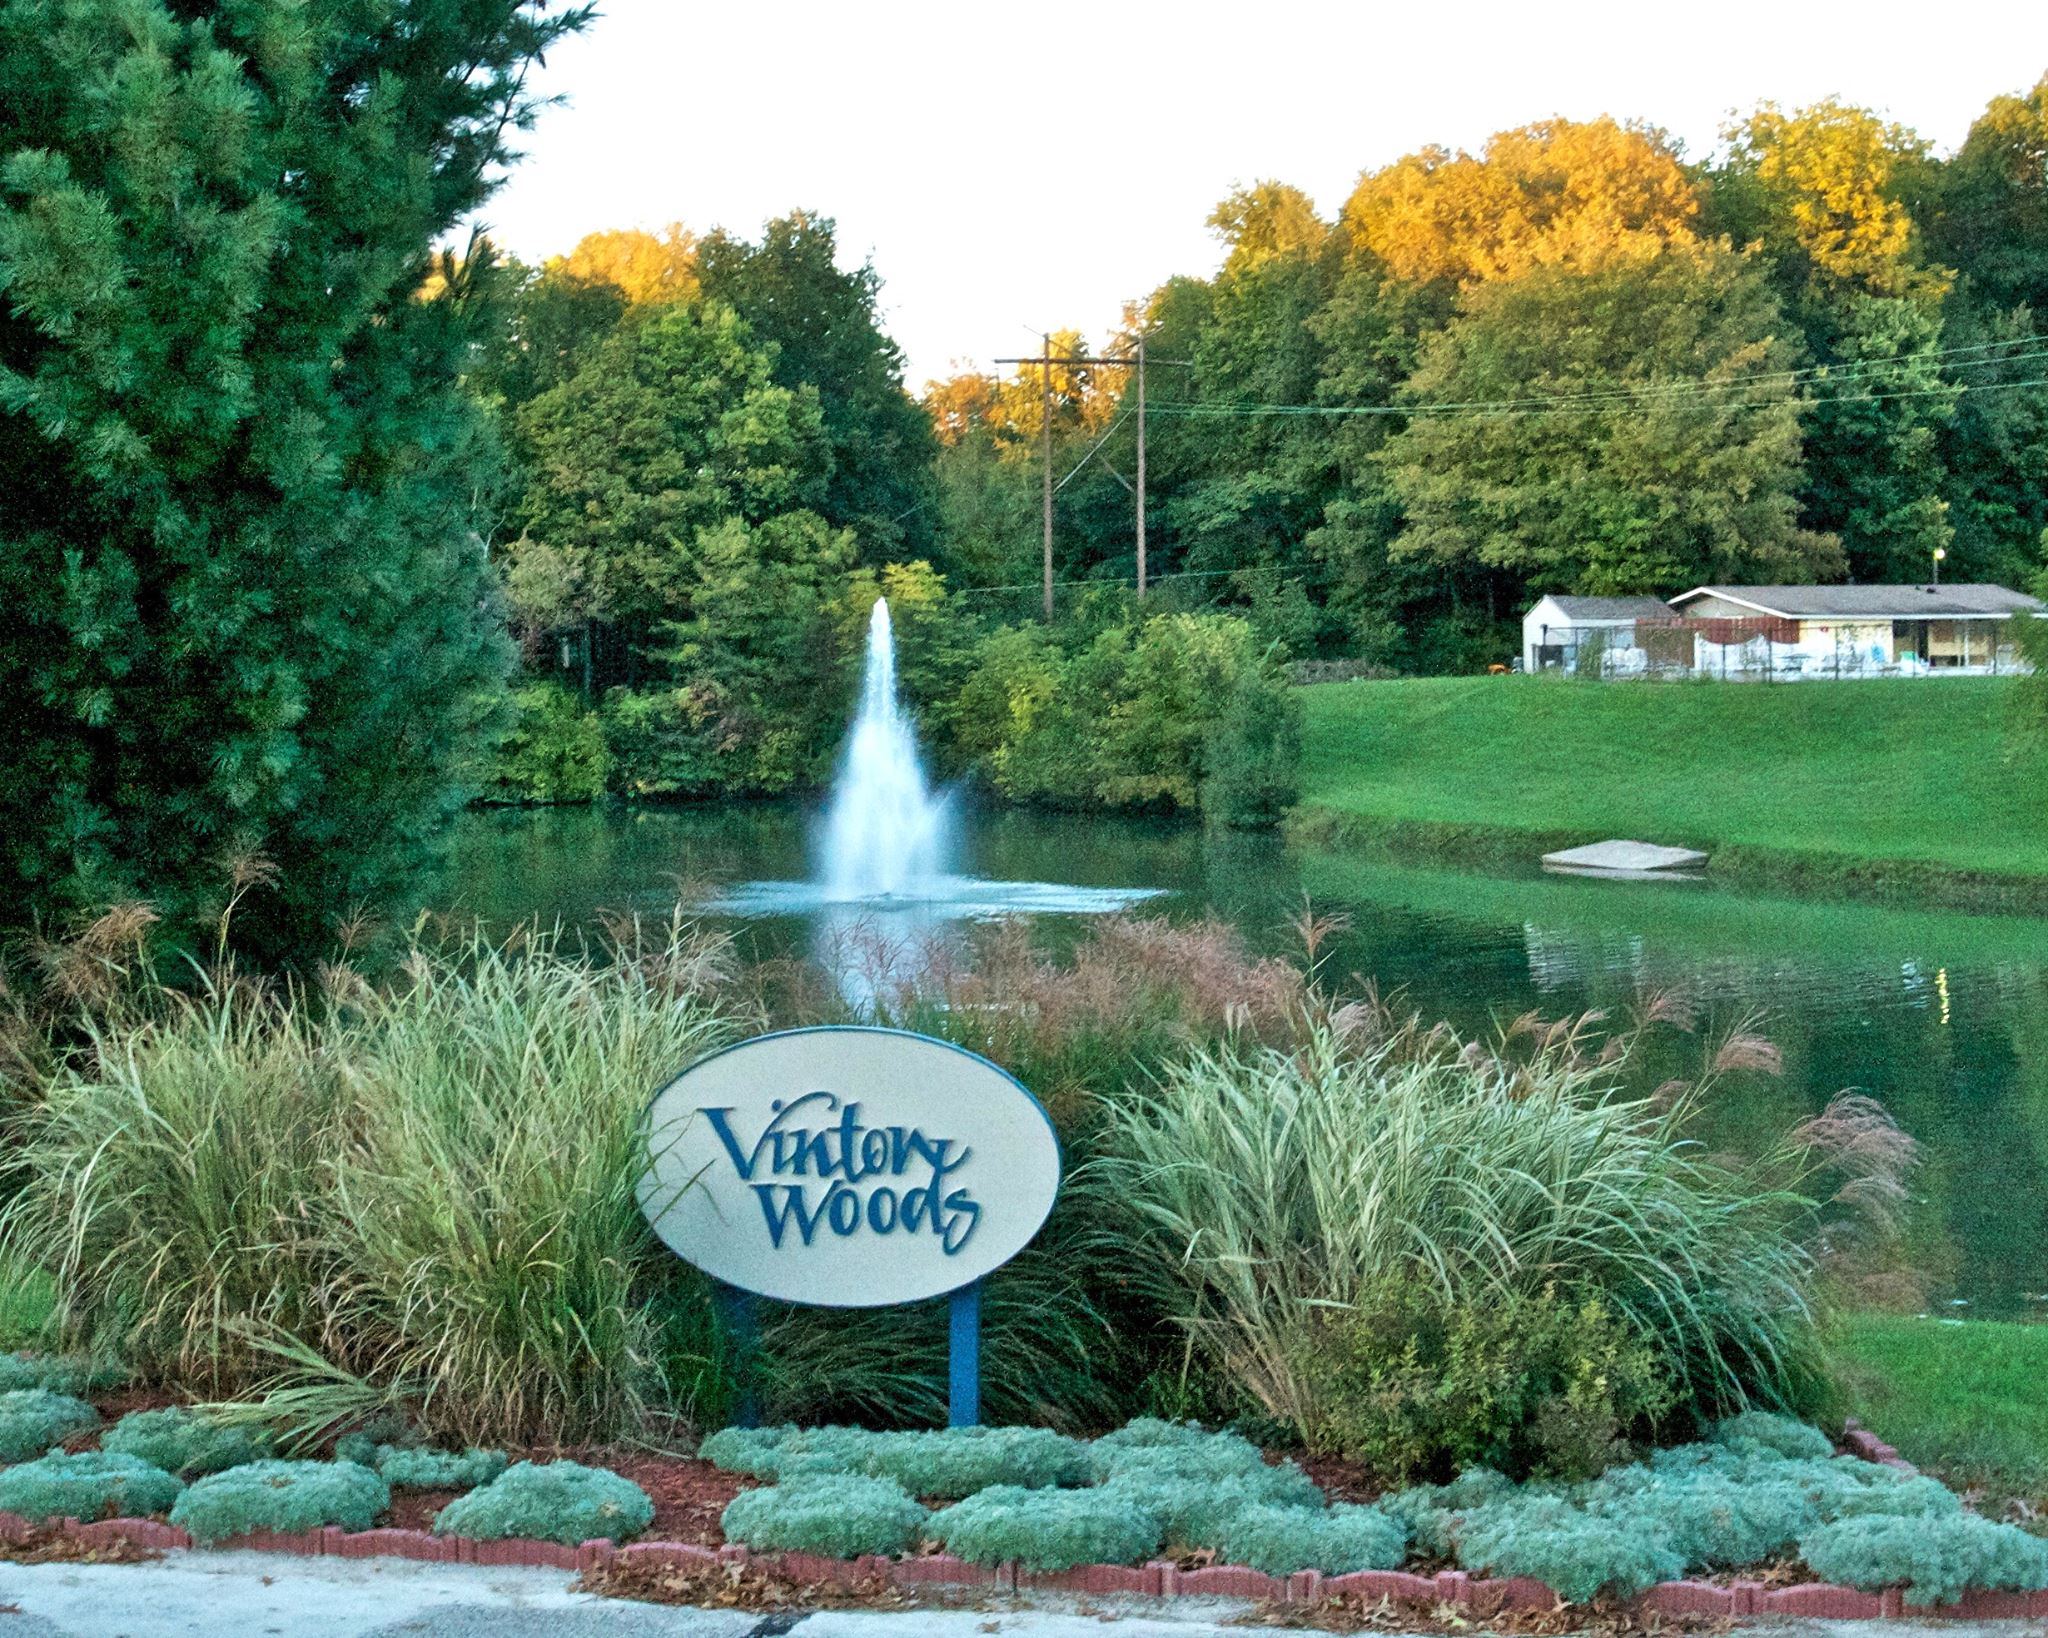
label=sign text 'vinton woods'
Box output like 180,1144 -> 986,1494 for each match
638,1027 -> 1059,1308
701,1090 -> 981,1254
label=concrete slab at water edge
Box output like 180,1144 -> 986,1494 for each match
1541,839 -> 1711,873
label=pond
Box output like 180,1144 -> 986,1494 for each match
434,802 -> 2048,1321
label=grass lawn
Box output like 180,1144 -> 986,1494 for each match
1299,676 -> 2048,881
1828,1313 -> 2048,1502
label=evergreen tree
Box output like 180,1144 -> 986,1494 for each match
0,0 -> 586,943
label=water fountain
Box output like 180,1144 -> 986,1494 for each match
820,599 -> 952,901
702,597 -> 1162,927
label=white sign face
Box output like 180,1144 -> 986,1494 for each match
637,1027 -> 1061,1308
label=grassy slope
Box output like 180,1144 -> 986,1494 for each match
1300,676 -> 2048,879
1828,1314 -> 2048,1501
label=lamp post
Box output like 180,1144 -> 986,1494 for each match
1932,546 -> 1947,588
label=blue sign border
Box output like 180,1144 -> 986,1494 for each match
638,1023 -> 1064,1310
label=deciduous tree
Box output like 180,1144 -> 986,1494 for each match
1380,244 -> 1841,601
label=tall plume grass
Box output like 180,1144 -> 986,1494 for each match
2,921 -> 737,1443
1078,1010 -> 1863,1444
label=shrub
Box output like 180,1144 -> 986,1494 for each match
1379,1468 -> 1517,1557
0,1450 -> 184,1522
102,1407 -> 273,1477
697,1424 -> 1088,1496
1300,1280 -> 1673,1482
169,1460 -> 389,1543
1082,1022 -> 1829,1463
929,1484 -> 1162,1571
1218,1501 -> 1406,1576
1589,1473 -> 1816,1570
1103,1461 -> 1325,1547
1089,1420 -> 1272,1481
0,1389 -> 98,1461
1800,1514 -> 2048,1607
374,1446 -> 510,1489
1456,1496 -> 1684,1603
1711,1412 -> 1835,1462
698,1425 -> 794,1478
1826,1472 -> 1965,1520
0,1352 -> 123,1395
332,1431 -> 380,1467
720,1474 -> 928,1558
488,682 -> 609,804
857,1428 -> 1089,1496
432,1460 -> 653,1545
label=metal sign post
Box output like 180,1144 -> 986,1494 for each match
947,1281 -> 982,1427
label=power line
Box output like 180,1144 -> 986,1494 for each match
1145,369 -> 2048,423
994,340 -> 1191,605
949,564 -> 1284,599
1052,410 -> 1133,496
1121,334 -> 2048,422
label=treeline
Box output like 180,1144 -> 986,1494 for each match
482,83 -> 2048,795
927,90 -> 2048,671
466,214 -> 1296,823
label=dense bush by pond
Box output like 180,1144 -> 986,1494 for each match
492,588 -> 1301,826
943,610 -> 1300,827
486,682 -> 610,804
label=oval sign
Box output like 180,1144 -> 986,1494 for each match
637,1026 -> 1061,1308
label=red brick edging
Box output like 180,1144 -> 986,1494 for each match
4,1424 -> 2035,1620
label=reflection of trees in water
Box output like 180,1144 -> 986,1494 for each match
1513,920 -> 2047,1314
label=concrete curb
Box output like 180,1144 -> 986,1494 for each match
6,1425 -> 2035,1621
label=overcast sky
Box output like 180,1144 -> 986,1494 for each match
479,0 -> 2048,389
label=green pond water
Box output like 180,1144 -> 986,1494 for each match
437,803 -> 2048,1320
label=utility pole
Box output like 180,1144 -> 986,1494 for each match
1040,335 -> 1054,620
1135,335 -> 1147,598
994,335 -> 1188,617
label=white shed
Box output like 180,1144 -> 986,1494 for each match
1522,595 -> 1674,672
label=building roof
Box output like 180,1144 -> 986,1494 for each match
1669,584 -> 2045,620
1534,595 -> 1675,621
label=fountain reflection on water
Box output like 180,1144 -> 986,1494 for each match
700,599 -> 1163,980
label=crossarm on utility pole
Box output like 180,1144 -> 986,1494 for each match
992,344 -> 1191,611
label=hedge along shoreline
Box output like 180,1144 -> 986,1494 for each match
5,1424 -> 2039,1621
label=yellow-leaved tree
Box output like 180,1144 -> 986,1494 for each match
1342,117 -> 1701,286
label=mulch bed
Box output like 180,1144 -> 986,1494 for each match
549,1447 -> 753,1543
371,1452 -> 749,1540
1293,1454 -> 1382,1507
575,1555 -> 913,1613
0,1524 -> 162,1566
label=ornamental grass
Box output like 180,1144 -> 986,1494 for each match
1077,1010 -> 1893,1455
1,921 -> 736,1444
